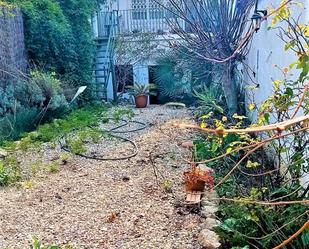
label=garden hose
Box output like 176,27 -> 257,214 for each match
108,119 -> 147,133
59,119 -> 147,161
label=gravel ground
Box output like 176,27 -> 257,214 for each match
0,105 -> 205,249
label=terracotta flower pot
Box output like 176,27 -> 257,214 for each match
134,95 -> 148,108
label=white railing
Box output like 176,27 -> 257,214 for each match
96,8 -> 186,36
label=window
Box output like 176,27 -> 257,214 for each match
149,0 -> 164,19
132,0 -> 147,20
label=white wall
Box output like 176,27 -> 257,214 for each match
245,0 -> 309,119
244,0 -> 309,187
118,0 -> 130,10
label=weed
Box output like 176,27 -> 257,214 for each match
30,161 -> 43,176
162,179 -> 173,193
59,152 -> 70,165
168,152 -> 176,160
22,180 -> 35,189
66,137 -> 86,155
0,156 -> 21,186
30,236 -> 75,249
47,162 -> 60,173
112,108 -> 134,122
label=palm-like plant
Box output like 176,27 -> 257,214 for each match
127,83 -> 157,97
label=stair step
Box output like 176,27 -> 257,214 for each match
95,61 -> 110,65
95,68 -> 108,71
96,56 -> 110,59
95,70 -> 109,73
97,51 -> 108,56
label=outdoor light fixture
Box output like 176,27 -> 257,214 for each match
252,0 -> 267,32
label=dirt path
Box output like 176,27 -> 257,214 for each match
0,106 -> 205,249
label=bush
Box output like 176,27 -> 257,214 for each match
0,155 -> 21,186
153,49 -> 213,104
6,0 -> 98,101
0,71 -> 69,143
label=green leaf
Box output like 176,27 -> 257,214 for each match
284,40 -> 296,51
285,87 -> 293,97
301,229 -> 309,246
264,113 -> 270,123
220,218 -> 237,232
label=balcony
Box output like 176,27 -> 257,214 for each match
96,8 -> 186,38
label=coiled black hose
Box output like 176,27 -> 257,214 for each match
59,119 -> 147,161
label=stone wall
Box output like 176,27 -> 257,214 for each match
0,7 -> 27,82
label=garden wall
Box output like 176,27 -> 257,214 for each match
244,0 -> 308,118
0,6 -> 27,82
244,0 -> 309,187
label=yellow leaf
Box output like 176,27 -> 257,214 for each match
273,80 -> 283,90
247,160 -> 260,169
305,25 -> 309,37
232,113 -> 247,120
200,122 -> 207,129
226,147 -> 233,154
249,103 -> 256,111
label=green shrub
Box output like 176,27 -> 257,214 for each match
1,104 -> 108,149
30,236 -> 75,249
0,70 -> 69,143
0,156 -> 21,186
7,0 -> 98,101
153,48 -> 213,104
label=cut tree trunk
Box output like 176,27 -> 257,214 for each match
222,63 -> 238,115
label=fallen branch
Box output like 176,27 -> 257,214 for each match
175,115 -> 309,135
213,198 -> 309,206
272,219 -> 309,249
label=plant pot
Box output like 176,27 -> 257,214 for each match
134,95 -> 148,108
184,171 -> 206,192
185,180 -> 206,192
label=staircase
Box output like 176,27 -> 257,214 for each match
95,38 -> 112,100
94,11 -> 117,100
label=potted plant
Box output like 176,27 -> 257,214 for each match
184,164 -> 215,192
128,83 -> 157,108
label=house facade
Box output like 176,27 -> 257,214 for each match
93,0 -> 188,101
93,0 -> 308,107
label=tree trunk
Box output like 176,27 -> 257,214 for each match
222,63 -> 238,115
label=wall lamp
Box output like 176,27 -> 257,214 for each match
252,0 -> 268,32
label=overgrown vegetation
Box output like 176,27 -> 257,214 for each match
0,105 -> 137,186
162,0 -> 255,114
2,105 -> 108,149
5,0 -> 100,100
191,2 -> 309,248
0,0 -> 104,143
0,71 -> 70,143
153,49 -> 213,104
0,104 -> 108,186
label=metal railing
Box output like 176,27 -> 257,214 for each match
97,11 -> 117,38
117,8 -> 186,34
95,11 -> 118,100
97,8 -> 186,36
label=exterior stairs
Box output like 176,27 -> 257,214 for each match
95,38 -> 111,100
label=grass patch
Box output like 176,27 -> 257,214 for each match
2,104 -> 108,152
